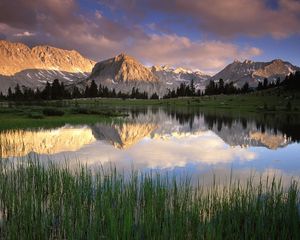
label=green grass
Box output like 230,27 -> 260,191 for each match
49,88 -> 300,113
0,105 -> 126,131
0,158 -> 299,239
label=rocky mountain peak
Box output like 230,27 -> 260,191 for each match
0,40 -> 95,76
89,53 -> 159,84
211,59 -> 300,87
0,40 -> 96,93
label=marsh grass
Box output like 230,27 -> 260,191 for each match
0,158 -> 299,239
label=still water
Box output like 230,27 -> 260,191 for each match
1,108 -> 300,182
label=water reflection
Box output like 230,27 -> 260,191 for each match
1,108 -> 300,179
0,126 -> 96,158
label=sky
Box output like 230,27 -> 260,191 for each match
0,0 -> 299,74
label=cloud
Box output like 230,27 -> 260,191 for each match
14,31 -> 36,37
127,34 -> 262,72
33,130 -> 256,170
0,0 -> 262,72
99,0 -> 300,38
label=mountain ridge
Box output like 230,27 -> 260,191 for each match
210,58 -> 300,87
84,53 -> 211,95
0,40 -> 96,93
0,40 -> 299,95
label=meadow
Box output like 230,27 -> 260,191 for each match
0,158 -> 299,239
59,88 -> 300,112
0,103 -> 125,131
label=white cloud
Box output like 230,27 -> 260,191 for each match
14,31 -> 36,37
125,34 -> 262,72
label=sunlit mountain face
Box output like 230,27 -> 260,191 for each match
1,108 -> 300,182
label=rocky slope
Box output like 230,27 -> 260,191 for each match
86,53 -> 165,95
0,40 -> 95,93
210,59 -> 300,87
150,65 -> 210,91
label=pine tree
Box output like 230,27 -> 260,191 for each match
263,78 -> 269,89
205,80 -> 216,95
218,79 -> 225,94
41,82 -> 52,100
14,84 -> 23,100
7,87 -> 13,100
190,79 -> 195,96
88,80 -> 98,98
241,82 -> 249,93
72,86 -> 82,99
0,91 -> 4,101
150,92 -> 159,99
35,88 -> 41,100
84,86 -> 89,98
257,81 -> 263,91
51,79 -> 62,99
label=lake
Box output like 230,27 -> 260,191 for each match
1,107 -> 300,184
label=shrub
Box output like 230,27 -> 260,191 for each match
27,112 -> 45,119
42,108 -> 65,116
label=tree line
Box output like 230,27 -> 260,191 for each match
0,79 -> 159,101
0,71 -> 299,101
281,71 -> 300,90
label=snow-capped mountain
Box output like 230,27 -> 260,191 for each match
211,59 -> 300,87
0,40 -> 95,93
150,65 -> 211,91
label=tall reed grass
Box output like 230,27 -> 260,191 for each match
0,159 -> 299,239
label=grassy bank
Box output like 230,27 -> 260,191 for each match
51,88 -> 300,113
0,159 -> 299,239
0,105 -> 125,131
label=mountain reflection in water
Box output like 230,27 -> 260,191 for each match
1,108 -> 299,178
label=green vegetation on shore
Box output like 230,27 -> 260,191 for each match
57,88 -> 300,113
0,87 -> 299,131
0,159 -> 299,239
0,104 -> 125,131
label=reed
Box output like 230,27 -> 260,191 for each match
0,158 -> 299,239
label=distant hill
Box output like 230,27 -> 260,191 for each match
210,59 -> 300,87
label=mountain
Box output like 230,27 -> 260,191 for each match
150,65 -> 210,91
0,40 -> 95,93
1,40 -> 298,95
211,59 -> 300,87
85,53 -> 211,96
85,53 -> 166,95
